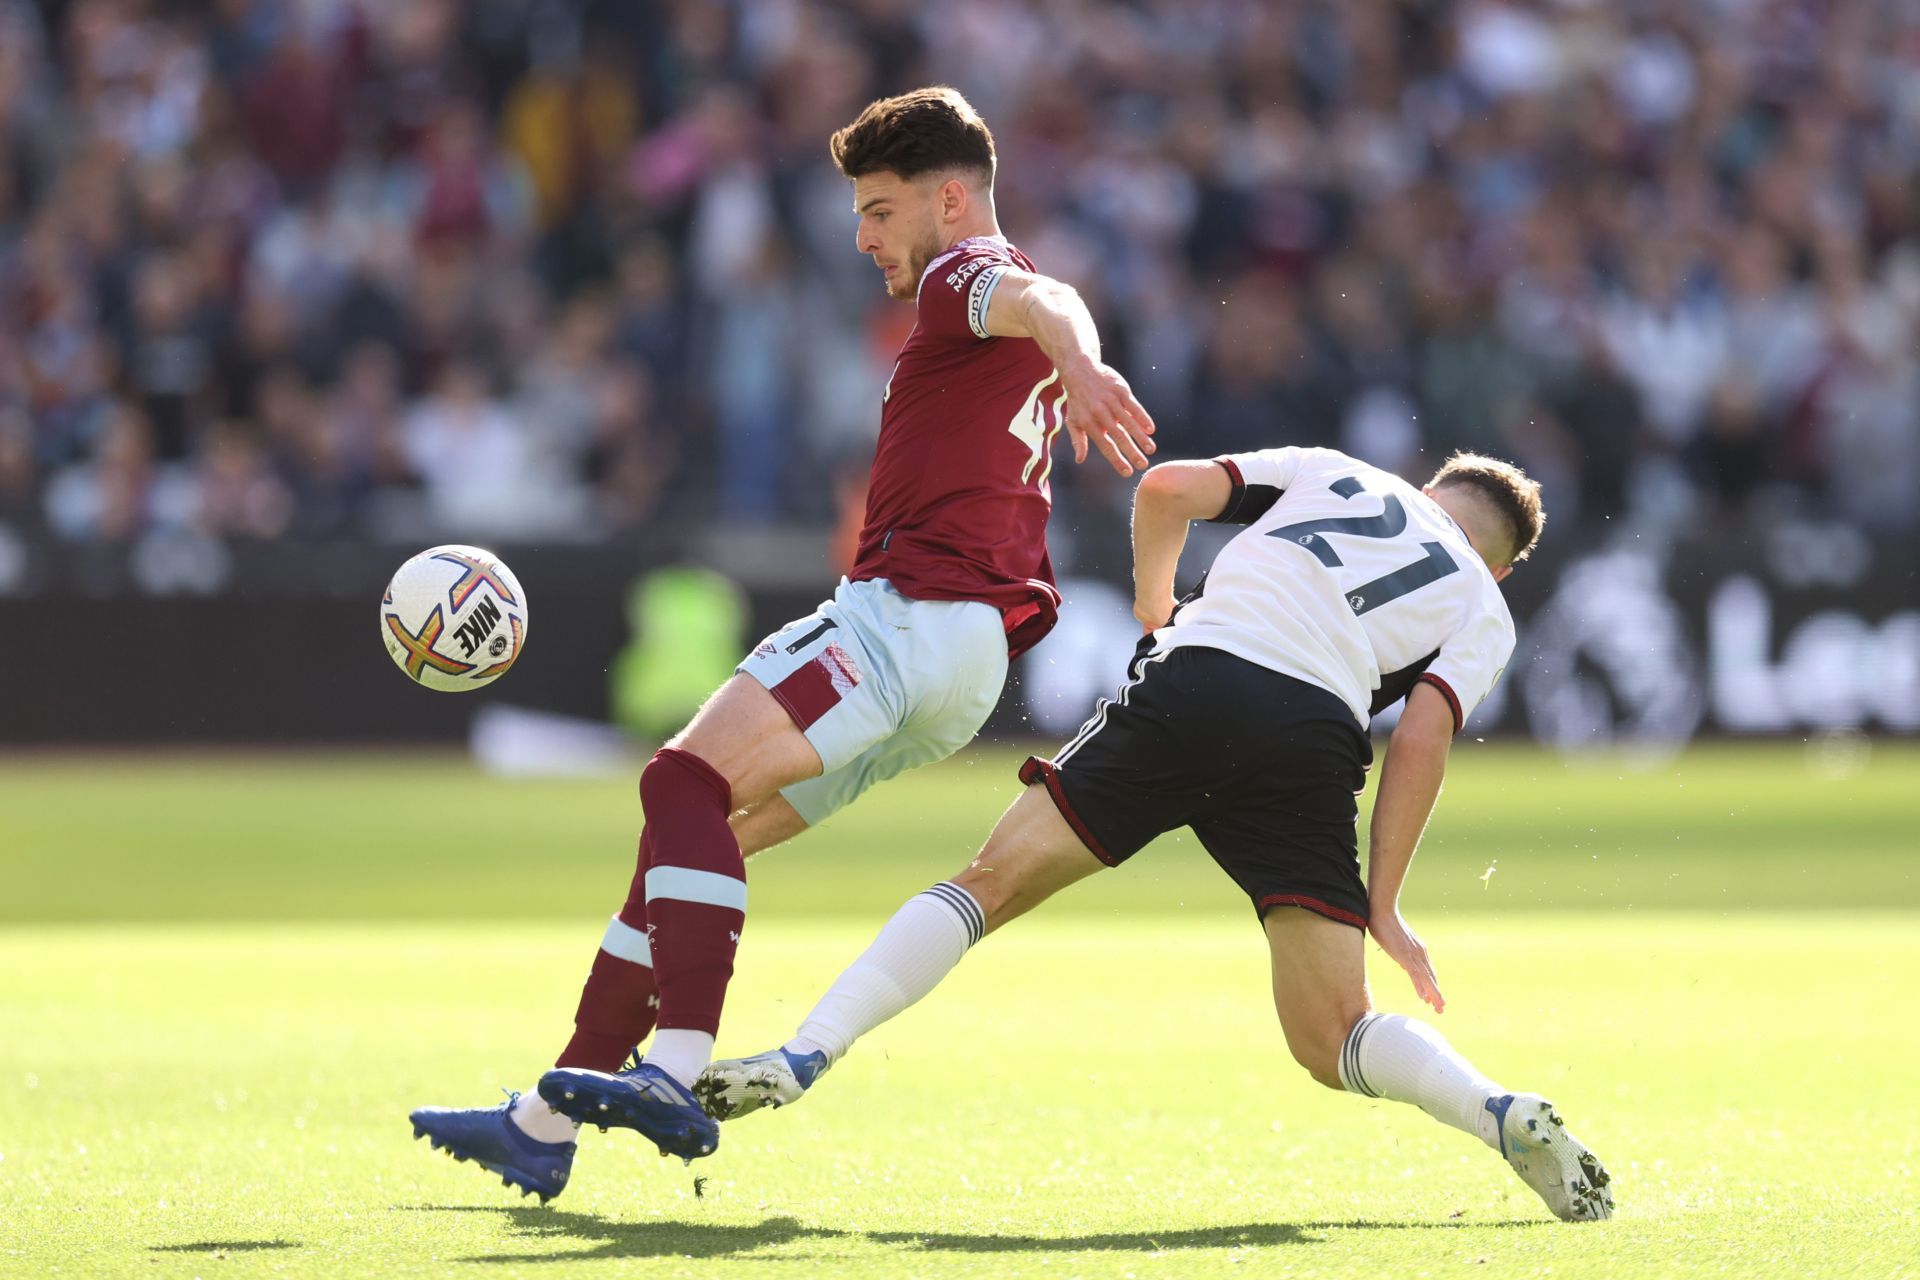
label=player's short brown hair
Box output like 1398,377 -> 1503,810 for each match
1428,452 -> 1545,564
830,86 -> 996,184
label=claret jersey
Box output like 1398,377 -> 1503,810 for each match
850,235 -> 1066,659
1152,447 -> 1515,732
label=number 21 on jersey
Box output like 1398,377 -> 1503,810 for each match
1269,475 -> 1460,614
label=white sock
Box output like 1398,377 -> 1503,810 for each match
509,1089 -> 581,1144
646,1029 -> 715,1088
1339,1012 -> 1505,1149
787,882 -> 985,1064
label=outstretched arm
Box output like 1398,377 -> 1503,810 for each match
1130,460 -> 1232,631
1365,681 -> 1456,1013
983,271 -> 1156,475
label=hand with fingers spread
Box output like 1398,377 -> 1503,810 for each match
1058,356 -> 1156,477
977,271 -> 1156,474
1368,903 -> 1446,1013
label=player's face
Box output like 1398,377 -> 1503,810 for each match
852,172 -> 945,301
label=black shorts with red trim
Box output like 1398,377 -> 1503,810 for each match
1021,645 -> 1374,930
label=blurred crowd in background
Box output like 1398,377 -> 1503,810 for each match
3,0 -> 1918,559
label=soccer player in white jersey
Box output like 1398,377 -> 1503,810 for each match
697,447 -> 1615,1223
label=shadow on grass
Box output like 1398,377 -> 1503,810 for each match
1303,1218 -> 1548,1232
868,1218 -> 1543,1253
402,1205 -> 1552,1265
149,1240 -> 301,1253
403,1205 -> 848,1263
871,1223 -> 1316,1253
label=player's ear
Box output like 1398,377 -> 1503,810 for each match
939,175 -> 968,223
1491,562 -> 1514,584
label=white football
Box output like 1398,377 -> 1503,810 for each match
380,544 -> 528,692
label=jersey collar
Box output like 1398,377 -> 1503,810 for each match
917,234 -> 1011,295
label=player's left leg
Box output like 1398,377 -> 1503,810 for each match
698,649 -> 1205,1123
536,584 -> 1007,1160
412,680 -> 822,1175
529,676 -> 825,1159
1261,907 -> 1613,1221
732,794 -> 811,857
696,783 -> 1108,1119
416,583 -> 919,1182
638,675 -> 825,1081
798,781 -> 1108,1051
554,796 -> 811,1073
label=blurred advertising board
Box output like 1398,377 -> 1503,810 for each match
0,528 -> 1911,746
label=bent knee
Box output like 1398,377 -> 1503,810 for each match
639,747 -> 732,813
950,841 -> 1061,934
1284,1009 -> 1369,1091
1289,1039 -> 1346,1091
949,860 -> 1017,929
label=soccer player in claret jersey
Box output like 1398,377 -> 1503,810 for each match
699,447 -> 1616,1223
407,86 -> 1155,1199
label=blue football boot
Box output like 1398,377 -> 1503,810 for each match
693,1046 -> 831,1121
538,1063 -> 719,1162
409,1093 -> 576,1203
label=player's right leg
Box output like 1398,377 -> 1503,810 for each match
1261,909 -> 1613,1221
696,782 -> 1107,1120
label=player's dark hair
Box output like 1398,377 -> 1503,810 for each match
830,86 -> 996,184
1428,452 -> 1545,565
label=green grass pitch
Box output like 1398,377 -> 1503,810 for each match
3,743 -> 1918,1278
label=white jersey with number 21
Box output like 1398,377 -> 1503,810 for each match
1152,447 -> 1515,733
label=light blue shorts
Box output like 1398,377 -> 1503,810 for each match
738,577 -> 1009,826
